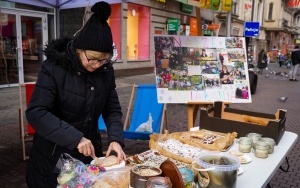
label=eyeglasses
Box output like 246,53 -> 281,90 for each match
83,51 -> 112,65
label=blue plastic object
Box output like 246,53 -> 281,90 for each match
98,115 -> 106,132
98,84 -> 164,140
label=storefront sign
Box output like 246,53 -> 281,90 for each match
181,3 -> 193,14
221,0 -> 232,11
167,18 -> 179,31
200,0 -> 211,8
288,0 -> 300,8
189,17 -> 198,36
244,22 -> 260,37
207,24 -> 219,30
176,0 -> 188,3
210,0 -> 221,10
203,30 -> 213,36
0,1 -> 15,8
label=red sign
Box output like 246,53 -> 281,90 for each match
207,24 -> 219,30
189,17 -> 198,36
288,0 -> 300,8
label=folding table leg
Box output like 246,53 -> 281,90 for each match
279,157 -> 290,172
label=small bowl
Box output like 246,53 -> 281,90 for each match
130,165 -> 162,188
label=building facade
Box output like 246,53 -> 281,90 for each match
0,0 -> 299,87
215,0 -> 300,63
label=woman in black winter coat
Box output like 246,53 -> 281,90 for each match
257,49 -> 268,74
25,2 -> 126,187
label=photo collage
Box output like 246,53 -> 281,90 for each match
154,36 -> 251,103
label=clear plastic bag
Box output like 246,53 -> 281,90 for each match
56,153 -> 105,188
93,166 -> 131,188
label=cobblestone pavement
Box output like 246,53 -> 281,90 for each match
0,62 -> 299,188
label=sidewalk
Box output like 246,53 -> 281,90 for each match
0,62 -> 299,188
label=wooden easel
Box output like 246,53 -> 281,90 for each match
187,101 -> 230,131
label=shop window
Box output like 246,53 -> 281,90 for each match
48,14 -> 55,42
110,4 -> 121,60
232,28 -> 239,36
127,4 -> 150,60
59,8 -> 85,37
60,4 -> 121,60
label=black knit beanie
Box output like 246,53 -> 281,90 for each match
75,1 -> 113,53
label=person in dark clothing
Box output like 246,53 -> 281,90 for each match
278,51 -> 285,67
257,49 -> 267,74
155,49 -> 164,68
219,53 -> 224,65
200,49 -> 208,57
290,45 -> 300,81
25,2 -> 126,187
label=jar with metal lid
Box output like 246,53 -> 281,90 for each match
260,137 -> 276,154
253,141 -> 269,158
178,168 -> 195,188
247,133 -> 262,145
238,137 -> 252,153
146,177 -> 172,188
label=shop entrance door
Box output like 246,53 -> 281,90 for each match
0,10 -> 47,87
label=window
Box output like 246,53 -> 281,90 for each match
232,28 -> 239,36
232,1 -> 237,15
127,4 -> 150,60
110,4 -> 121,60
59,4 -> 121,60
268,3 -> 273,20
258,2 -> 263,23
282,19 -> 288,27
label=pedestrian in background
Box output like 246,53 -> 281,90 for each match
25,1 -> 126,187
257,49 -> 267,74
286,51 -> 292,69
267,52 -> 271,66
278,50 -> 285,67
290,45 -> 300,81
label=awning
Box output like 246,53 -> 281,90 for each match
7,0 -> 127,9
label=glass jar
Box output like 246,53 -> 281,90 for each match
247,133 -> 262,145
146,177 -> 172,188
253,141 -> 269,158
178,168 -> 195,188
261,137 -> 276,154
238,137 -> 252,153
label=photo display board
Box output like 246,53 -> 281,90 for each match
154,35 -> 252,103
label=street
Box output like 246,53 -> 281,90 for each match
0,62 -> 299,188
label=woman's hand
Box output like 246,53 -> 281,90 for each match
77,137 -> 96,159
106,141 -> 126,163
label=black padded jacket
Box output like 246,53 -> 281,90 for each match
25,37 -> 124,188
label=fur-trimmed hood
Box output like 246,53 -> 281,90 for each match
43,37 -> 81,72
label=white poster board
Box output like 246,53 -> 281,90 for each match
154,35 -> 252,103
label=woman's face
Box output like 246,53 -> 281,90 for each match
78,50 -> 111,72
